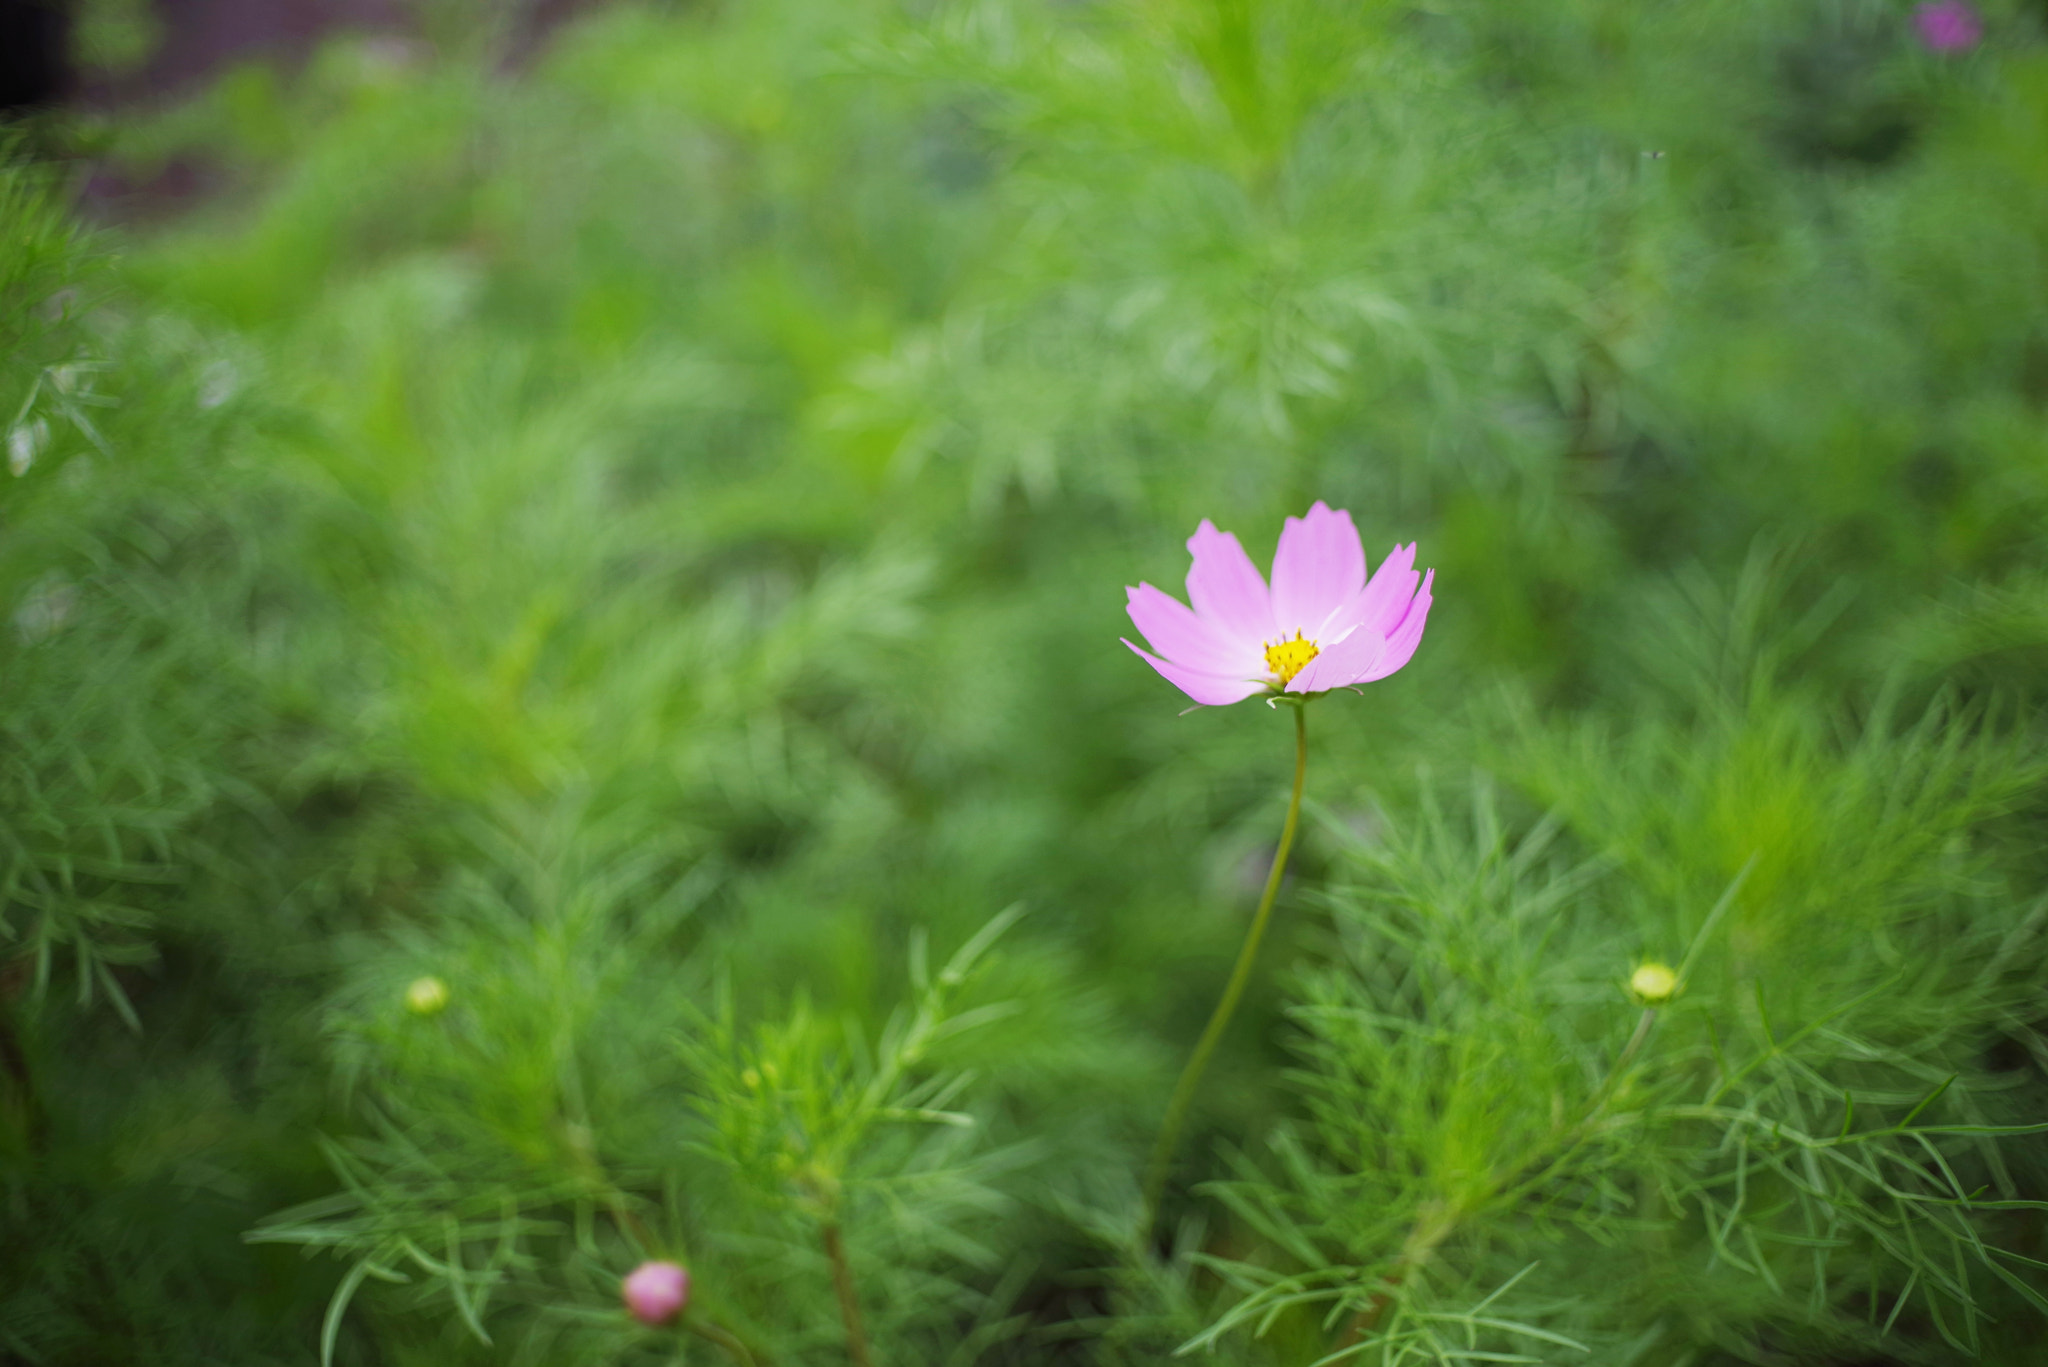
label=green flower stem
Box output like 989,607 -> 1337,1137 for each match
822,1222 -> 874,1367
686,1319 -> 759,1367
1144,702 -> 1309,1233
1334,1203 -> 1454,1349
1338,1005 -> 1667,1351
606,1194 -> 656,1254
1490,1004 -> 1663,1210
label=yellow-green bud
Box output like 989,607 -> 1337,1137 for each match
405,975 -> 450,1016
1628,962 -> 1679,1006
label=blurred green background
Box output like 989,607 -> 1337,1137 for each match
5,0 -> 2048,1363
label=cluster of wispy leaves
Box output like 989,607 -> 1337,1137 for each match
6,0 -> 2048,1363
1187,623 -> 2048,1363
251,815 -> 1029,1365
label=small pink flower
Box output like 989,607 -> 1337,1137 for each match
1122,502 -> 1433,706
1914,0 -> 1982,52
622,1260 -> 690,1325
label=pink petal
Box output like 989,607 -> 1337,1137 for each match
1184,520 -> 1273,649
1286,624 -> 1383,694
1284,563 -> 1432,693
1122,639 -> 1267,707
1323,543 -> 1419,645
1269,502 -> 1366,640
1354,569 -> 1432,682
1126,583 -> 1263,677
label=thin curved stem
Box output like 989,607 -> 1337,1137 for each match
1143,703 -> 1309,1233
1336,1006 -> 1666,1352
686,1319 -> 760,1367
821,1222 -> 873,1367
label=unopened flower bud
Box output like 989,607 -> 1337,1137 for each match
1629,962 -> 1679,1006
1914,0 -> 1982,53
623,1259 -> 690,1325
404,975 -> 450,1016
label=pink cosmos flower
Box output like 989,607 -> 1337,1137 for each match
1914,0 -> 1982,52
1123,502 -> 1433,707
623,1260 -> 691,1325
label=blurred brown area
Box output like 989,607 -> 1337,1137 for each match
89,0 -> 412,102
29,0 -> 601,219
1,0 -> 599,113
121,0 -> 602,99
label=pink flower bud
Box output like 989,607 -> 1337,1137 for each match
1914,1 -> 1982,53
622,1260 -> 690,1325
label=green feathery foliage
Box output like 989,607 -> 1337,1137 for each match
4,0 -> 2048,1363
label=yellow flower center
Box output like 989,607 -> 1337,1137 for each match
1264,632 -> 1320,684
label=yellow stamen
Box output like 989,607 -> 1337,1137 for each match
1264,632 -> 1319,684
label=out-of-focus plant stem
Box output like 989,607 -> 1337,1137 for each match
687,1319 -> 759,1367
607,1194 -> 656,1254
1144,702 -> 1309,1233
1336,1203 -> 1456,1348
603,1172 -> 761,1365
1493,1005 -> 1663,1209
1337,1005 -> 1668,1350
822,1222 -> 873,1367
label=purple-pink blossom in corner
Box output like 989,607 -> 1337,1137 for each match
623,1260 -> 690,1325
1915,0 -> 1982,52
1122,502 -> 1433,707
